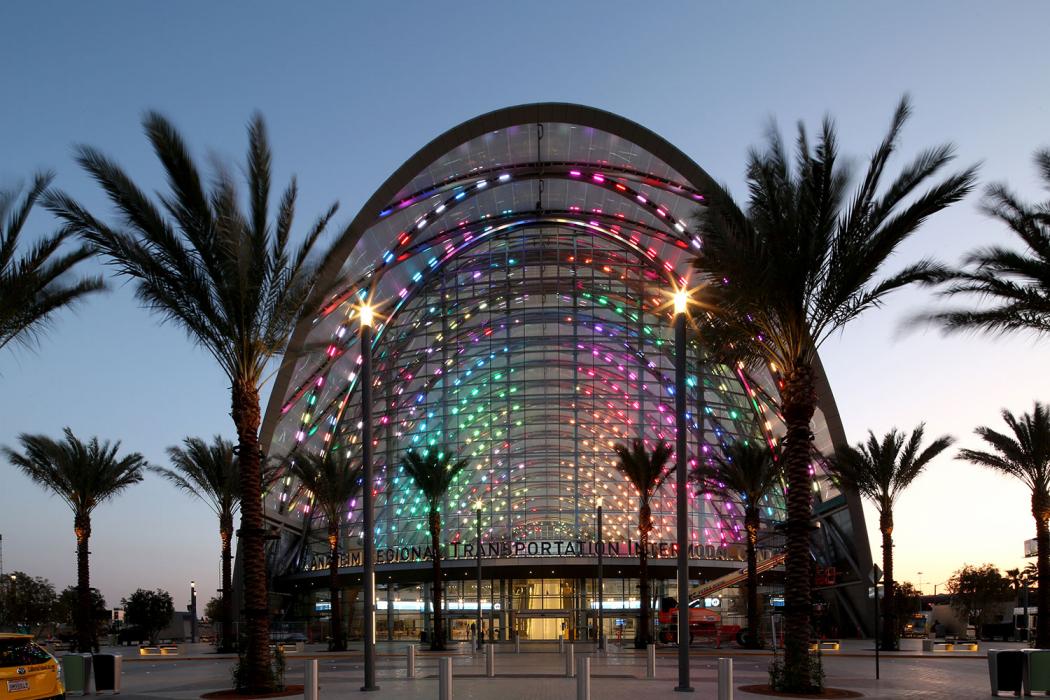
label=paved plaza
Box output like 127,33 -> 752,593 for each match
90,638 -> 1019,699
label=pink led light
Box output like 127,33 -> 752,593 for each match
569,170 -> 581,177
592,174 -> 605,183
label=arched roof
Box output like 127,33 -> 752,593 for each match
258,103 -> 865,576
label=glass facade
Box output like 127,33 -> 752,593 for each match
260,104 -> 873,637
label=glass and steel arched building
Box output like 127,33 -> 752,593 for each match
260,103 -> 874,642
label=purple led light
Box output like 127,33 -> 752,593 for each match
569,170 -> 581,177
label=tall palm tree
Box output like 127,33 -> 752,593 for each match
399,448 -> 468,651
0,171 -> 104,352
826,425 -> 953,651
693,96 -> 976,690
152,436 -> 241,652
692,441 -> 782,649
284,450 -> 361,651
45,113 -> 338,690
3,428 -> 145,651
612,438 -> 674,649
958,402 -> 1050,648
922,149 -> 1050,334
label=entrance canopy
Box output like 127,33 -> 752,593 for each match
261,104 -> 848,577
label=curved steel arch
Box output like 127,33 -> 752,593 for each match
259,104 -> 872,632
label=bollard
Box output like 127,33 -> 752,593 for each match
304,659 -> 318,700
559,637 -> 565,653
439,657 -> 453,700
576,656 -> 591,700
646,643 -> 656,679
486,642 -> 495,677
565,643 -> 575,678
515,634 -> 521,654
407,644 -> 416,679
718,657 -> 733,700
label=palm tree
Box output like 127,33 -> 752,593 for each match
958,402 -> 1050,648
284,450 -> 361,651
151,436 -> 242,652
922,149 -> 1050,334
826,425 -> 953,651
612,438 -> 674,649
693,96 -> 976,689
3,428 -> 145,651
692,441 -> 782,648
399,448 -> 468,650
45,113 -> 338,690
0,172 -> 104,352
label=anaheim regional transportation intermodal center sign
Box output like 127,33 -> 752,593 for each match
306,540 -> 779,572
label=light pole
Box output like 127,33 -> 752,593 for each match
359,302 -> 379,692
475,499 -> 483,650
673,287 -> 693,693
597,496 -> 605,651
917,571 -> 924,614
190,580 -> 198,644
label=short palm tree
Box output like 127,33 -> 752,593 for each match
46,113 -> 338,690
152,436 -> 241,652
958,402 -> 1050,648
399,448 -> 468,651
3,428 -> 145,651
827,425 -> 953,651
285,450 -> 361,651
693,96 -> 976,690
0,171 -> 104,352
923,149 -> 1050,334
692,441 -> 782,649
612,438 -> 674,649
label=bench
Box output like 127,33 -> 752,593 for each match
923,639 -> 956,652
271,642 -> 305,654
808,640 -> 840,652
138,647 -> 162,656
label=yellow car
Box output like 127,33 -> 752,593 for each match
0,634 -> 64,700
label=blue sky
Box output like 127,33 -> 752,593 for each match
1,1 -> 1048,609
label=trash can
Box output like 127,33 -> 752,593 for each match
92,653 -> 122,693
988,649 -> 1024,696
61,653 -> 93,696
1024,649 -> 1050,695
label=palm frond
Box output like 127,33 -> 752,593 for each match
3,428 -> 147,518
0,173 -> 105,351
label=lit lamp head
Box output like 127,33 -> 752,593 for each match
474,498 -> 484,512
673,288 -> 689,316
596,496 -> 603,509
359,303 -> 375,328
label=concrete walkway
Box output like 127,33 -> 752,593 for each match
87,638 -> 1019,699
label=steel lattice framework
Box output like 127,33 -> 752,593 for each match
259,105 -> 867,592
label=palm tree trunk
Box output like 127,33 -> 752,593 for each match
1033,493 -> 1050,648
219,516 -> 235,653
74,514 -> 93,653
231,378 -> 272,692
745,509 -> 761,649
779,361 -> 817,691
328,525 -> 345,650
430,509 -> 445,651
636,501 -> 651,649
880,512 -> 897,651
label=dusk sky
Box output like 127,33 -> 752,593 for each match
1,1 -> 1048,611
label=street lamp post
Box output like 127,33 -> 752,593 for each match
190,580 -> 198,644
475,499 -> 483,650
673,288 -> 693,693
597,497 -> 605,651
360,303 -> 379,692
